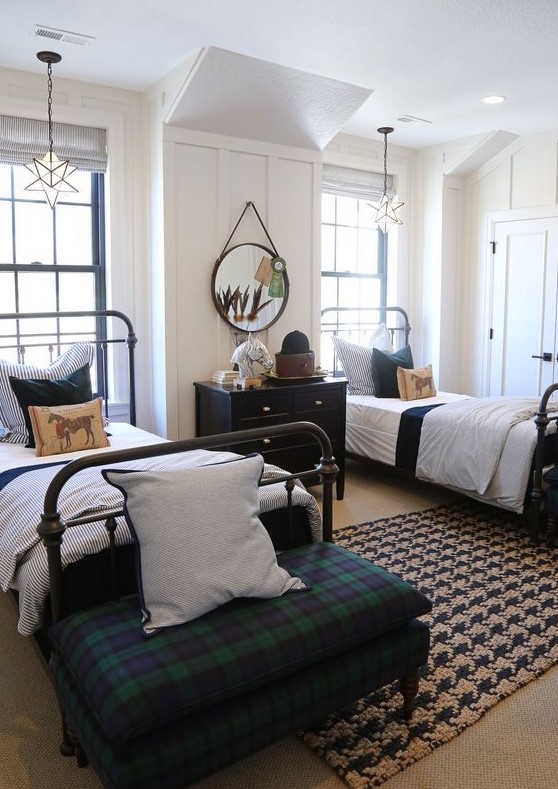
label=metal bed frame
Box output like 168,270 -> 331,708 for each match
0,311 -> 336,660
321,305 -> 411,376
38,421 -> 338,630
320,303 -> 558,546
0,309 -> 137,425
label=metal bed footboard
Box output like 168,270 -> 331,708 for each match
531,384 -> 558,545
37,421 -> 338,627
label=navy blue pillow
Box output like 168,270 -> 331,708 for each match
372,345 -> 414,398
9,364 -> 93,448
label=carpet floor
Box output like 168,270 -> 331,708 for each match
300,502 -> 558,788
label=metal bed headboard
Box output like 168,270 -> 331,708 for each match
320,306 -> 411,375
0,310 -> 137,426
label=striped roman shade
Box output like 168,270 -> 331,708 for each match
0,115 -> 107,172
322,164 -> 395,201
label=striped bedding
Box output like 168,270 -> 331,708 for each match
0,424 -> 322,636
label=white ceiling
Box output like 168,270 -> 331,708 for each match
2,0 -> 558,150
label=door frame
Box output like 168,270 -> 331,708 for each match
484,205 -> 558,396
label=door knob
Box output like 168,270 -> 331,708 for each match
532,352 -> 552,361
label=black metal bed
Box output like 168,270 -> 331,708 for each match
0,310 -> 330,653
320,303 -> 558,546
0,309 -> 137,425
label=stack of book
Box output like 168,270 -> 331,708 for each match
211,369 -> 237,385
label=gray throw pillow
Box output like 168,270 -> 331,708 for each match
103,454 -> 307,636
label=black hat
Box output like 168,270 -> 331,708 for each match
280,330 -> 311,355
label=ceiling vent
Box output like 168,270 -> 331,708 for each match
398,114 -> 432,125
33,25 -> 95,47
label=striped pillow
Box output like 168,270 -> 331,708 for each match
331,326 -> 393,395
103,454 -> 307,636
0,342 -> 95,444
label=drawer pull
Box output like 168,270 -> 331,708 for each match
262,405 -> 271,412
315,399 -> 323,406
262,438 -> 271,444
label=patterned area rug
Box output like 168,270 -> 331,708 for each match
300,502 -> 558,788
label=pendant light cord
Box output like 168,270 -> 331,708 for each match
46,60 -> 54,155
382,131 -> 388,196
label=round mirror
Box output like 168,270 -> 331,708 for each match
211,243 -> 289,333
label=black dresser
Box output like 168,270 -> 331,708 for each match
193,377 -> 347,499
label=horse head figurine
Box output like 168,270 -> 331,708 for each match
230,335 -> 273,378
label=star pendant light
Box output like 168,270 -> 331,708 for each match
24,51 -> 78,209
372,126 -> 403,232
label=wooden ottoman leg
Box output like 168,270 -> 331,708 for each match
58,706 -> 75,757
546,513 -> 557,549
399,669 -> 420,721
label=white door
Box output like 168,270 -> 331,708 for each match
488,216 -> 558,396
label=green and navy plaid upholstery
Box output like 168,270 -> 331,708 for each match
51,617 -> 429,789
49,542 -> 431,788
50,542 -> 431,743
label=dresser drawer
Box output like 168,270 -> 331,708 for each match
234,432 -> 301,455
234,393 -> 292,423
250,444 -> 322,478
293,388 -> 342,415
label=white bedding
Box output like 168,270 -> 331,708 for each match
0,423 -> 322,635
416,397 -> 546,494
0,421 -> 165,473
346,391 -> 470,464
345,392 -> 553,515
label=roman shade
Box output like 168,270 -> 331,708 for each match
322,163 -> 395,201
0,114 -> 107,173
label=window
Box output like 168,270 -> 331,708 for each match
0,164 -> 105,311
321,164 -> 392,370
0,163 -> 106,363
0,115 -> 108,365
321,192 -> 386,312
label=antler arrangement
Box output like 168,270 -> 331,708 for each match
217,283 -> 273,323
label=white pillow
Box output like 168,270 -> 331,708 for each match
331,323 -> 394,395
103,454 -> 307,636
368,322 -> 394,354
0,342 -> 95,444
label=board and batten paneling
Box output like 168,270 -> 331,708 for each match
162,127 -> 321,439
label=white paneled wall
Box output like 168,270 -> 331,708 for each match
161,127 -> 321,439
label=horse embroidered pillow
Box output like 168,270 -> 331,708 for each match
28,397 -> 109,457
397,365 -> 437,400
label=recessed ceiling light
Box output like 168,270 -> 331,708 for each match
483,95 -> 506,104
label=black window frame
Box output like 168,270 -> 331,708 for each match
0,164 -> 106,319
321,190 -> 388,312
0,164 -> 107,389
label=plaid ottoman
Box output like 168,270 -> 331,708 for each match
49,541 -> 431,789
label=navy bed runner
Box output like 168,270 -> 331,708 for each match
395,403 -> 445,472
0,460 -> 68,491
